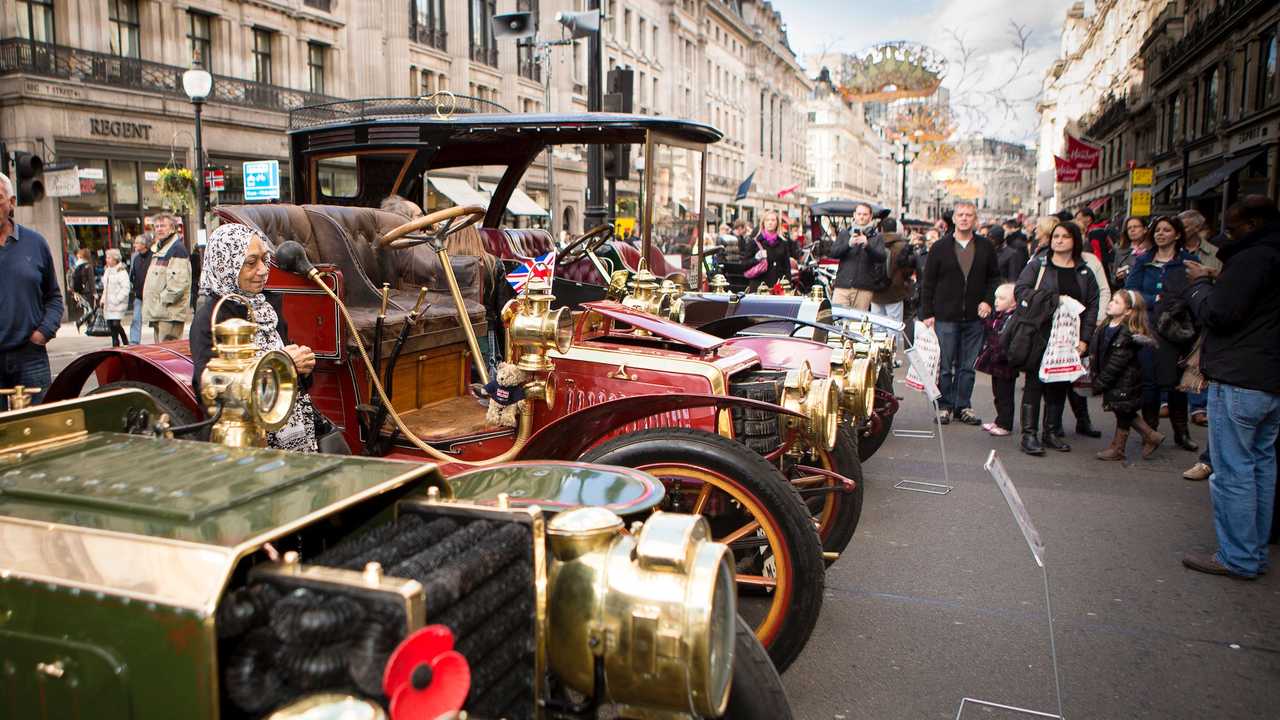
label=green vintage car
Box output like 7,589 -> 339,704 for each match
0,384 -> 790,719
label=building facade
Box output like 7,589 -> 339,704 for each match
802,69 -> 887,203
1037,0 -> 1280,224
953,136 -> 1036,220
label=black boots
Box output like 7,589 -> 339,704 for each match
1168,402 -> 1200,451
1069,389 -> 1102,438
1020,402 -> 1045,456
1042,401 -> 1071,452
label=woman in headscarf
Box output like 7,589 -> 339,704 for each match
190,223 -> 319,453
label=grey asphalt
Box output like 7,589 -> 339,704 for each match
782,371 -> 1280,719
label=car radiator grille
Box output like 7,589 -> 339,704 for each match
728,370 -> 786,454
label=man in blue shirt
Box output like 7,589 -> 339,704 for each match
0,172 -> 63,407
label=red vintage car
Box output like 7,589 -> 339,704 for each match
46,101 -> 864,672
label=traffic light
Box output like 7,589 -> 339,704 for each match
603,67 -> 634,181
13,151 -> 44,205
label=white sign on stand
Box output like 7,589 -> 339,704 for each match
905,346 -> 942,402
893,325 -> 953,495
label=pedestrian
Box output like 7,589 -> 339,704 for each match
746,210 -> 798,292
974,283 -> 1017,437
0,171 -> 63,406
920,201 -> 1001,426
1015,221 -> 1101,455
100,248 -> 131,347
70,247 -> 96,326
142,212 -> 192,342
191,223 -> 319,453
996,221 -> 1030,282
1178,209 -> 1219,428
128,234 -> 152,344
1091,289 -> 1163,460
829,202 -> 886,310
1112,216 -> 1149,287
1125,215 -> 1199,453
870,218 -> 916,338
1180,196 -> 1280,580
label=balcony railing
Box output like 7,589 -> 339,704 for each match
470,43 -> 498,68
411,26 -> 448,52
0,39 -> 336,113
518,57 -> 540,83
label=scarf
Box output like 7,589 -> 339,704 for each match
760,229 -> 779,246
199,223 -> 282,355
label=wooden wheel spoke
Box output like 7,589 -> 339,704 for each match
735,574 -> 778,588
690,483 -> 713,515
719,518 -> 762,546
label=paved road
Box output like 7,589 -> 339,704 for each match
782,370 -> 1279,719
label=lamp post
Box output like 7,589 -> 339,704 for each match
182,65 -> 212,248
890,130 -> 923,218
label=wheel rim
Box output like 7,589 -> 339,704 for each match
790,446 -> 841,543
638,462 -> 793,648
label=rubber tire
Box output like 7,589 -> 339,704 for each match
812,426 -> 863,564
579,427 -> 823,673
719,616 -> 794,719
857,366 -> 897,461
90,380 -> 198,426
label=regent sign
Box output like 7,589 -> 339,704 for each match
89,118 -> 154,140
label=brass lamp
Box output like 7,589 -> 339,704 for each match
200,298 -> 298,448
780,361 -> 840,452
709,274 -> 730,293
620,261 -> 670,317
658,279 -> 686,323
509,277 -> 572,373
546,507 -> 736,718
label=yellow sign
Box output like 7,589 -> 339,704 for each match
1130,190 -> 1152,216
1130,167 -> 1154,186
614,216 -> 636,237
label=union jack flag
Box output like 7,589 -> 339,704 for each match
506,250 -> 557,293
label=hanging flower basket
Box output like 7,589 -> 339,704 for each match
155,167 -> 196,215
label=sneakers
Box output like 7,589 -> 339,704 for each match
937,408 -> 952,425
1181,551 -> 1256,580
1182,462 -> 1212,481
956,408 -> 982,426
982,422 -> 995,431
1190,410 -> 1208,426
988,427 -> 1011,437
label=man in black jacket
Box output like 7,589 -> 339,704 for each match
921,201 -> 1002,425
1181,196 -> 1280,580
828,203 -> 886,310
128,234 -> 151,344
998,218 -> 1030,281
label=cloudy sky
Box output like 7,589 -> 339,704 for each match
769,0 -> 1086,146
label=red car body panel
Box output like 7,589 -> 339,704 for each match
719,336 -> 834,378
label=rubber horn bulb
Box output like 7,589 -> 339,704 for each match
275,241 -> 317,278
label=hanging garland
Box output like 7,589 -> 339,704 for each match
155,167 -> 196,215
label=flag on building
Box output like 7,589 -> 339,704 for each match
507,250 -> 556,293
1065,135 -> 1101,170
735,170 -> 756,202
777,183 -> 801,199
1054,156 -> 1081,183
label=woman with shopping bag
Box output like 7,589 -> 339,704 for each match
1013,221 -> 1100,456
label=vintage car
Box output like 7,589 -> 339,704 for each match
0,340 -> 793,718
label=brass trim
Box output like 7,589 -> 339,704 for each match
0,407 -> 87,459
253,561 -> 426,635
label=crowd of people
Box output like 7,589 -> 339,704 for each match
822,195 -> 1279,581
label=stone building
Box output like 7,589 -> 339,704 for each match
1036,0 -> 1279,224
801,68 -> 886,203
953,136 -> 1036,220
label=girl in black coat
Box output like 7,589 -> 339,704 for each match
1090,289 -> 1164,461
746,210 -> 799,291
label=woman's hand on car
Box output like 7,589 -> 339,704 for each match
284,344 -> 316,375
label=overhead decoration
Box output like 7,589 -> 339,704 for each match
834,42 -> 947,103
885,101 -> 956,143
917,142 -> 963,173
942,178 -> 983,198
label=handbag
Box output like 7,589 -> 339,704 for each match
85,306 -> 111,337
1156,299 -> 1197,346
312,405 -> 351,454
743,241 -> 768,279
1177,335 -> 1208,394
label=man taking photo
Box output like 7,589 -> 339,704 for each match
829,202 -> 886,310
920,201 -> 1001,426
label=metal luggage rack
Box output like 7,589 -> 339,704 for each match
290,94 -> 513,130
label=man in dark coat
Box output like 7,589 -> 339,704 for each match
128,234 -> 152,344
920,201 -> 1002,425
998,219 -> 1031,282
1181,196 -> 1280,580
828,203 -> 886,310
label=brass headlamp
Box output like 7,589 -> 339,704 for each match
828,343 -> 877,422
200,296 -> 298,448
620,262 -> 670,318
780,361 -> 839,451
658,279 -> 687,323
709,274 -> 730,293
546,507 -> 737,718
508,277 -> 572,373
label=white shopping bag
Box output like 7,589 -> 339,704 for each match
905,320 -> 941,401
1038,295 -> 1087,383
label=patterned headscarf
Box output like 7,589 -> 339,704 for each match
200,223 -> 282,354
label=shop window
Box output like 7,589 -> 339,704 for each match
308,42 -> 327,94
188,11 -> 213,70
317,156 -> 359,198
62,159 -> 110,213
17,0 -> 55,43
109,0 -> 140,58
110,160 -> 139,206
1261,29 -> 1278,110
253,28 -> 274,85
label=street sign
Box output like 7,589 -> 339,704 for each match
1130,190 -> 1152,216
45,167 -> 81,197
243,160 -> 280,201
1130,167 -> 1154,186
205,169 -> 225,192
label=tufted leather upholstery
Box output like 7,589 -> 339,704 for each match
478,227 -> 556,260
214,205 -> 320,264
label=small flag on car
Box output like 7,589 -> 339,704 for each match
507,250 -> 557,293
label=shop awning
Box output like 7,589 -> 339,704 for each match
1186,150 -> 1265,199
1087,197 -> 1109,212
1150,175 -> 1178,198
428,176 -> 489,207
479,182 -> 548,217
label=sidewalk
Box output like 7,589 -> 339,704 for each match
46,313 -> 191,377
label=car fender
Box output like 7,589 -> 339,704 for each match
45,346 -> 201,418
695,314 -> 870,344
517,393 -> 804,461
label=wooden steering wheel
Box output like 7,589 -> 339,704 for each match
378,204 -> 487,250
557,223 -> 615,266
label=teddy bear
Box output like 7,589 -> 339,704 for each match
483,361 -> 529,428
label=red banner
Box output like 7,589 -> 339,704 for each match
1055,156 -> 1081,183
1066,135 -> 1101,169
777,183 -> 801,199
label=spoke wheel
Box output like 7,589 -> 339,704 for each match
579,427 -> 823,673
788,426 -> 863,565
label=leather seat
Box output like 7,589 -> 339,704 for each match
478,227 -> 556,261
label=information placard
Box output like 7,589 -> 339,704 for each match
984,450 -> 1045,567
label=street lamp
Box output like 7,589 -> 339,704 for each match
890,130 -> 923,218
182,65 -> 212,248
